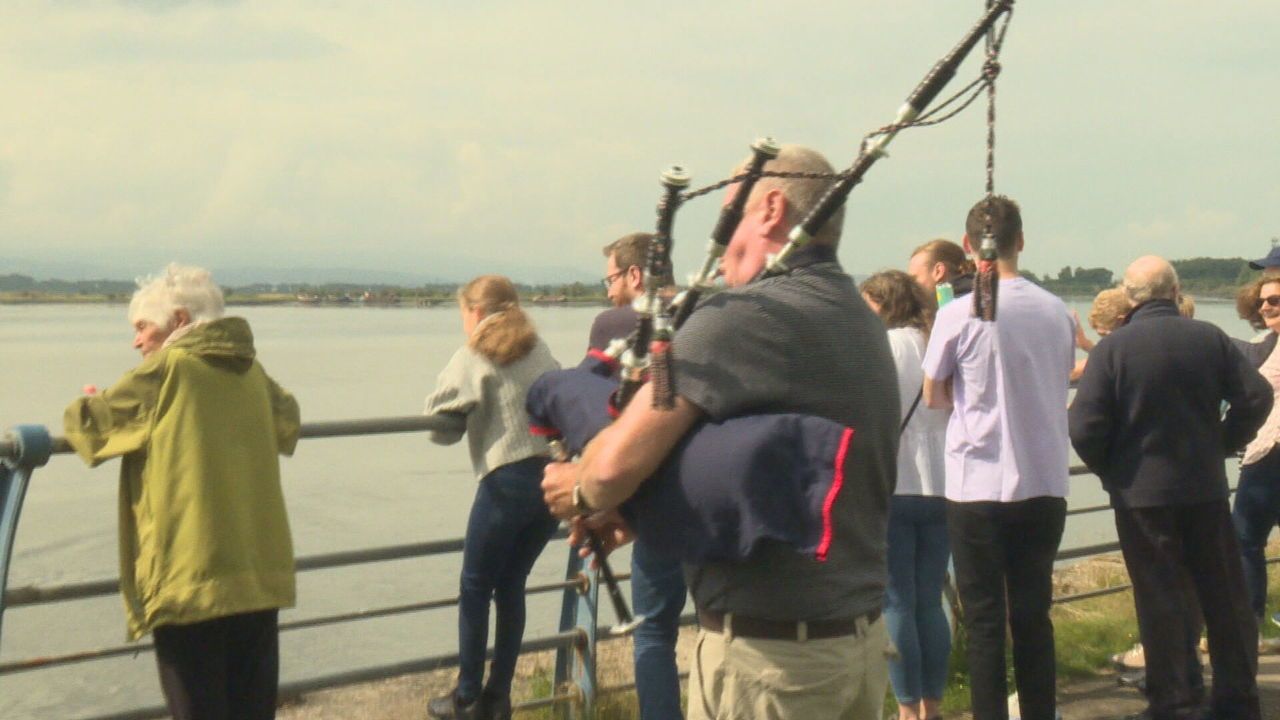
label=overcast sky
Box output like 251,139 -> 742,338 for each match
1,0 -> 1277,283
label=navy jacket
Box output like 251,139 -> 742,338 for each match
526,365 -> 855,563
1068,300 -> 1273,508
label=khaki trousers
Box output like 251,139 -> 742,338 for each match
687,615 -> 889,720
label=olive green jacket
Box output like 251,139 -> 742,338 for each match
64,317 -> 300,640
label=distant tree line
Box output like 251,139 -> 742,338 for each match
1024,257 -> 1255,298
2,274 -> 611,303
5,256 -> 1264,303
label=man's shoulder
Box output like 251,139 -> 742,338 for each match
591,304 -> 637,325
1010,279 -> 1069,311
588,305 -> 638,350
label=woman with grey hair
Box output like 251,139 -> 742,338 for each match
63,263 -> 300,720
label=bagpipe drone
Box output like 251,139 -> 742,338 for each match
530,0 -> 1016,603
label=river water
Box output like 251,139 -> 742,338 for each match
0,300 -> 1260,718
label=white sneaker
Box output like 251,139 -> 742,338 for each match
1110,642 -> 1145,670
1006,692 -> 1062,720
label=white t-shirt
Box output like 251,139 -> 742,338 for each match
887,327 -> 948,497
922,278 -> 1074,502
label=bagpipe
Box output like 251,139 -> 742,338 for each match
533,1 -> 1015,574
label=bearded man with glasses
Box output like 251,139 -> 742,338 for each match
583,231 -> 688,719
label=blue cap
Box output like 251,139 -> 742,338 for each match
1249,246 -> 1280,270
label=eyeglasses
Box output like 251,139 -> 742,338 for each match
1258,295 -> 1280,309
601,270 -> 625,289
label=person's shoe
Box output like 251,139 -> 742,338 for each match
477,689 -> 512,720
1111,642 -> 1145,670
427,689 -> 479,720
1117,671 -> 1147,693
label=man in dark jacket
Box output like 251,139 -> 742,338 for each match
1069,255 -> 1272,720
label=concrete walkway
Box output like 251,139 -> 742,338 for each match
976,654 -> 1280,720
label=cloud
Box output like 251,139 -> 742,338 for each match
0,1 -> 1278,281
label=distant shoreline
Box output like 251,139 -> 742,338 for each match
0,292 -> 1237,307
0,293 -> 610,308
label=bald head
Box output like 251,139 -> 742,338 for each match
1122,255 -> 1180,305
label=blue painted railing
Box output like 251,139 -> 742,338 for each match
0,417 -> 624,720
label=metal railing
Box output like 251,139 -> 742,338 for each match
0,418 -> 1218,720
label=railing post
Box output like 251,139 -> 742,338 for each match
1,425 -> 54,645
554,546 -> 598,719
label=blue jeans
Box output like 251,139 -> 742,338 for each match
630,537 -> 687,719
1233,446 -> 1280,618
456,457 -> 559,701
885,495 -> 952,705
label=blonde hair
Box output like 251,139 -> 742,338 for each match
458,275 -> 537,365
1177,293 -> 1196,319
128,263 -> 225,329
1087,287 -> 1130,335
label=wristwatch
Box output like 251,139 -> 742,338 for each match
572,481 -> 594,515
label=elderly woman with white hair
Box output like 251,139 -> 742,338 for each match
63,263 -> 300,720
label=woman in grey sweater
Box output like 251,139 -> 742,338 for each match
425,275 -> 560,720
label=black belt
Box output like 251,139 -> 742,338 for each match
697,609 -> 880,641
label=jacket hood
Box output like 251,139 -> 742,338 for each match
166,317 -> 257,372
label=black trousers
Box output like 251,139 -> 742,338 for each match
1115,500 -> 1260,720
152,609 -> 280,720
948,497 -> 1066,720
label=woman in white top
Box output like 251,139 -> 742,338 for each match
1234,275 -> 1280,625
862,270 -> 951,720
424,276 -> 560,720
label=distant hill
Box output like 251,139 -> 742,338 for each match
1024,256 -> 1255,299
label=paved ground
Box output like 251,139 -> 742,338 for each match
277,638 -> 1280,719
969,654 -> 1280,720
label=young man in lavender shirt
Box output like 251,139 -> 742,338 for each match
922,196 -> 1074,720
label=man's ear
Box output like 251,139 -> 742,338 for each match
932,262 -> 948,284
172,308 -> 192,328
626,264 -> 645,292
758,188 -> 788,235
1016,232 -> 1025,255
962,234 -> 974,255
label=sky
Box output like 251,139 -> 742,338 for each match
1,0 -> 1277,284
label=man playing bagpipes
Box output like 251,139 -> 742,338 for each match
540,144 -> 899,720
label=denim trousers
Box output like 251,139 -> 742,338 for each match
630,536 -> 688,719
948,496 -> 1065,720
456,456 -> 559,701
1233,446 -> 1280,618
884,494 -> 951,705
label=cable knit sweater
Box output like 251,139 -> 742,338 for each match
424,338 -> 559,479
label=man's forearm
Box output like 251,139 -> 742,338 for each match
576,384 -> 702,511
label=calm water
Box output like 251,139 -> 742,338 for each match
0,300 -> 1261,718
